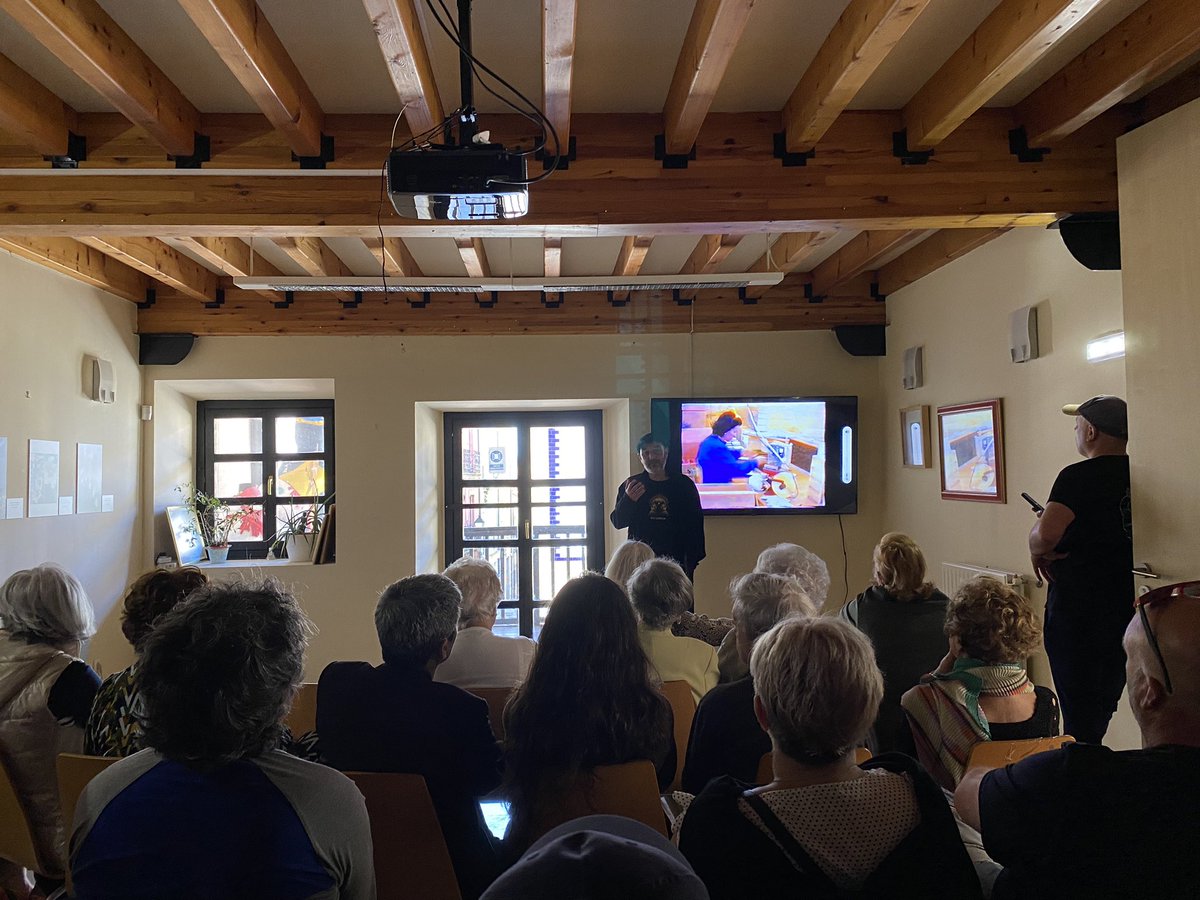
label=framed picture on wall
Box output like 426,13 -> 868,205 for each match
900,405 -> 930,468
937,399 -> 1006,502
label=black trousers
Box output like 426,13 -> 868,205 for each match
1043,593 -> 1130,744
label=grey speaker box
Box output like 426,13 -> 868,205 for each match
902,346 -> 923,389
89,357 -> 115,403
1009,305 -> 1039,363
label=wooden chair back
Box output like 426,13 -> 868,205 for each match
0,753 -> 41,873
465,687 -> 514,742
527,760 -> 667,845
345,771 -> 462,900
966,735 -> 1075,770
659,680 -> 696,792
755,747 -> 872,784
284,682 -> 318,736
57,753 -> 119,894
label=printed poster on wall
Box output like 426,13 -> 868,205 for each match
0,436 -> 7,518
76,442 -> 103,514
28,439 -> 60,518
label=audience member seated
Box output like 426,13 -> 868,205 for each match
85,566 -> 207,757
319,573 -> 502,899
503,573 -> 675,856
841,533 -> 951,752
434,557 -> 536,689
682,572 -> 815,793
679,616 -> 981,900
628,559 -> 719,703
0,564 -> 99,889
69,579 -> 374,899
902,576 -> 1058,791
955,580 -> 1200,899
718,543 -> 831,681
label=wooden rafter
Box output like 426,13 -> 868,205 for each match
171,236 -> 283,278
1016,0 -> 1200,146
613,236 -> 653,276
80,236 -> 219,301
361,0 -> 444,138
543,238 -> 562,278
903,0 -> 1101,150
0,0 -> 201,156
0,53 -> 78,157
810,230 -> 922,297
177,0 -> 325,158
272,237 -> 353,277
680,234 -> 742,276
662,0 -> 756,156
875,228 -> 1008,296
0,236 -> 150,302
742,231 -> 836,298
457,238 -> 491,278
781,0 -> 933,153
542,0 -> 578,154
363,237 -> 423,277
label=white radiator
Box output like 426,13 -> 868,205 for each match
940,562 -> 1027,597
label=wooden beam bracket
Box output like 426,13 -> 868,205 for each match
653,133 -> 697,169
341,290 -> 363,310
171,133 -> 211,169
892,129 -> 933,166
737,286 -> 757,305
1008,127 -> 1050,164
772,131 -> 815,167
475,290 -> 498,309
292,133 -> 336,170
408,291 -> 430,309
672,288 -> 694,307
44,132 -> 87,169
870,282 -> 886,302
203,288 -> 225,309
136,288 -> 156,310
541,290 -> 563,309
535,135 -> 577,171
273,290 -> 294,310
606,290 -> 628,308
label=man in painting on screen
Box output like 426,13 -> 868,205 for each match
609,434 -> 706,581
695,411 -> 764,484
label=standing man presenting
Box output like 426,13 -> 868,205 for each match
610,433 -> 705,581
1028,396 -> 1132,744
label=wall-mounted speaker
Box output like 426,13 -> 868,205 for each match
1055,212 -> 1120,271
89,356 -> 115,403
1009,305 -> 1039,363
902,346 -> 923,389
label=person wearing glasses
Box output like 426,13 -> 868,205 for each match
954,581 -> 1200,899
1027,395 -> 1132,744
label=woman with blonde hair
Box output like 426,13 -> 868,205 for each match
841,532 -> 950,751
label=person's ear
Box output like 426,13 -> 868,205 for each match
437,634 -> 455,664
1134,669 -> 1168,713
753,693 -> 771,734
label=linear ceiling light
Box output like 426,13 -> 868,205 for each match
232,273 -> 786,293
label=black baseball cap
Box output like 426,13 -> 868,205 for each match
1062,395 -> 1127,439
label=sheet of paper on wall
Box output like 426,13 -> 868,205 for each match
59,496 -> 73,515
102,495 -> 114,513
7,498 -> 24,519
0,436 -> 7,514
28,439 -> 60,517
76,442 -> 103,514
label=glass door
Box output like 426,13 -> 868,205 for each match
444,411 -> 604,637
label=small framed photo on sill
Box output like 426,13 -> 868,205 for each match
937,399 -> 1006,503
900,405 -> 930,468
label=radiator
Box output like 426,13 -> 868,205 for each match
940,562 -> 1027,597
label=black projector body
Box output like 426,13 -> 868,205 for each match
387,146 -> 529,220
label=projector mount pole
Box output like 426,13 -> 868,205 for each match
456,0 -> 477,148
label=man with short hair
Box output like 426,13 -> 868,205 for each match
609,433 -> 705,581
1028,395 -> 1132,743
955,582 -> 1200,899
318,574 -> 503,900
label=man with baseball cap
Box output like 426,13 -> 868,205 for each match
1028,395 -> 1132,743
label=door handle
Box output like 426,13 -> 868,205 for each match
1132,564 -> 1161,580
524,521 -> 531,540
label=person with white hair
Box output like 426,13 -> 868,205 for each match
0,563 -> 99,889
435,556 -> 536,689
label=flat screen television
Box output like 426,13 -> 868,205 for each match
650,396 -> 858,516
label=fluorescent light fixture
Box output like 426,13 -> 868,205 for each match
232,273 -> 786,293
1086,331 -> 1125,363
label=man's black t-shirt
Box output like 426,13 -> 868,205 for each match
609,472 -> 705,574
980,742 -> 1200,899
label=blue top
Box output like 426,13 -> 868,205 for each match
696,434 -> 758,484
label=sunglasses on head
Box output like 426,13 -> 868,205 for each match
1132,581 -> 1200,696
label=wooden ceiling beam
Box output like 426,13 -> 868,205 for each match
743,231 -> 836,298
272,237 -> 353,277
876,228 -> 1008,296
177,0 -> 325,158
543,238 -> 562,278
361,0 -> 444,138
0,52 -> 78,157
903,0 -> 1101,150
662,0 -> 756,156
0,0 -> 201,156
456,238 -> 491,278
781,0 -> 933,154
613,236 -> 653,276
1016,0 -> 1200,146
542,0 -> 578,155
80,236 -> 219,300
680,234 -> 743,276
363,236 -> 423,277
810,230 -> 923,297
171,236 -> 283,278
0,236 -> 151,302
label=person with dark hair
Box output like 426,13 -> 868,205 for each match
85,566 -> 208,757
610,433 -> 705,580
318,573 -> 502,900
68,580 -> 374,899
695,411 -> 763,485
0,564 -> 99,890
503,573 -> 675,856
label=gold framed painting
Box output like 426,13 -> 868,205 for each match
937,399 -> 1006,503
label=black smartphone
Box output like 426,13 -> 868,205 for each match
1020,492 -> 1045,514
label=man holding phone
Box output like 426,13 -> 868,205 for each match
1027,396 -> 1132,744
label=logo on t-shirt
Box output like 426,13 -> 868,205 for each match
648,494 -> 669,520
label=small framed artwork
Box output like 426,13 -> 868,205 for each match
937,399 -> 1006,503
28,439 -> 60,518
166,504 -> 207,565
900,405 -> 930,468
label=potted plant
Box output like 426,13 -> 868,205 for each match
177,483 -> 250,564
271,493 -> 334,562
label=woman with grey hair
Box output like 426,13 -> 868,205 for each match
608,541 -> 732,647
679,616 -> 980,899
435,556 -> 536,689
627,558 -> 718,704
0,563 -> 99,888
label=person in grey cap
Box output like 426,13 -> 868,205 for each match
1028,395 -> 1132,744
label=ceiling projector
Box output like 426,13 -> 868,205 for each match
387,146 -> 529,221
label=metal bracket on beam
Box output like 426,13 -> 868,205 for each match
292,133 -> 336,170
273,291 -> 294,310
805,282 -> 826,304
171,133 -> 211,169
1008,127 -> 1050,163
772,132 -> 815,167
541,291 -> 563,309
476,291 -> 498,309
136,288 -> 156,310
607,290 -> 628,308
341,291 -> 363,310
654,134 -> 696,170
892,130 -> 933,166
672,288 -> 693,307
737,286 -> 757,305
45,132 -> 87,169
203,288 -> 225,309
536,135 -> 576,171
408,291 -> 430,309
870,282 -> 887,302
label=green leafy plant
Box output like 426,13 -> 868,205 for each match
271,493 -> 334,557
177,482 -> 250,549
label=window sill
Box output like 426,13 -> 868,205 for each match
198,558 -> 330,569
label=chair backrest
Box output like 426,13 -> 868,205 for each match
465,687 -> 514,742
345,771 -> 462,900
659,680 -> 696,792
528,760 -> 668,844
56,753 -> 119,895
756,747 -> 872,783
0,753 -> 42,873
966,735 -> 1075,770
284,682 -> 318,736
